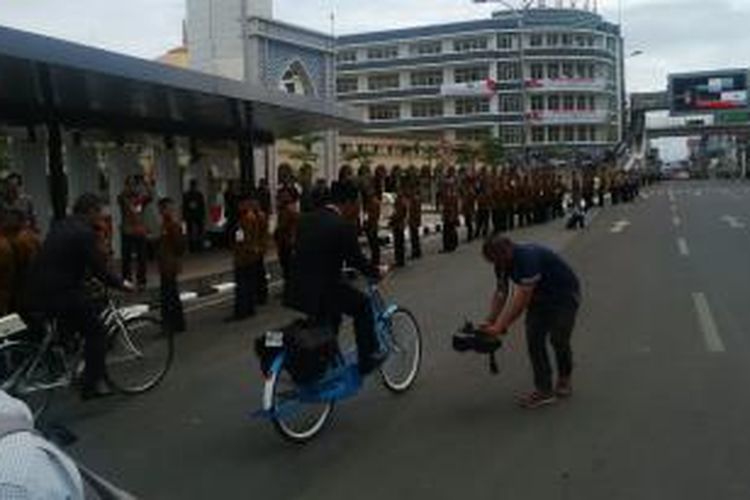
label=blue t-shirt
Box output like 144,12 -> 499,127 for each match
496,244 -> 581,307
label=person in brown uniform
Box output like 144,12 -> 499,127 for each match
229,194 -> 261,321
6,210 -> 41,314
441,170 -> 460,253
251,197 -> 270,306
0,213 -> 14,316
274,180 -> 300,285
391,183 -> 408,268
461,172 -> 477,242
363,186 -> 382,267
118,176 -> 152,288
407,182 -> 423,259
157,198 -> 186,334
475,169 -> 492,239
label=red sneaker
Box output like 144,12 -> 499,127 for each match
555,378 -> 573,398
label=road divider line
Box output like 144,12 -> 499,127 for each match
610,220 -> 631,234
677,237 -> 690,256
692,293 -> 726,353
673,216 -> 681,227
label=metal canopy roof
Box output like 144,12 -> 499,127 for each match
0,25 -> 361,141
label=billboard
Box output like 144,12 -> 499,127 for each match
440,79 -> 497,97
670,70 -> 749,114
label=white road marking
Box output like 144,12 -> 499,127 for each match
610,220 -> 631,234
672,216 -> 682,227
677,237 -> 690,256
668,191 -> 676,202
721,215 -> 746,229
180,291 -> 199,302
212,282 -> 236,293
691,293 -> 726,353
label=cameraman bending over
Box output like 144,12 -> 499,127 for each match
481,235 -> 581,409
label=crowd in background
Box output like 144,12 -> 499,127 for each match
0,162 -> 656,333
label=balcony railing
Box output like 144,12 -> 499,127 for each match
525,78 -> 609,92
526,109 -> 611,124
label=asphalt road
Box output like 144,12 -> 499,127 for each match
55,180 -> 750,500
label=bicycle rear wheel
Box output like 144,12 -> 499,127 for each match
105,316 -> 173,394
266,360 -> 333,444
0,342 -> 55,418
380,308 -> 422,394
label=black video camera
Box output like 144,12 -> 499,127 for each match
452,321 -> 503,375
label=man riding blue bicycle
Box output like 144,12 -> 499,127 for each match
284,181 -> 385,376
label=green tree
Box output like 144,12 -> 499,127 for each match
288,134 -> 322,166
0,137 -> 10,174
454,142 -> 480,169
344,148 -> 375,170
479,137 -> 505,170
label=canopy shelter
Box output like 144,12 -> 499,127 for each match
0,25 -> 360,218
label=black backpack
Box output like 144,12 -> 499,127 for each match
255,319 -> 339,384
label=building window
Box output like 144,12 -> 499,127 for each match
548,126 -> 561,142
409,41 -> 443,56
453,37 -> 488,53
497,34 -> 515,50
499,94 -> 521,112
454,65 -> 489,83
589,96 -> 597,110
587,64 -> 596,79
575,35 -> 587,47
530,64 -> 544,80
548,95 -> 560,111
587,35 -> 595,47
562,63 -> 574,78
411,100 -> 444,118
562,34 -> 573,46
498,62 -> 520,81
336,76 -> 358,94
577,126 -> 589,142
530,95 -> 544,111
530,34 -> 543,47
532,127 -> 545,143
577,95 -> 588,110
367,45 -> 399,60
576,63 -> 587,79
564,126 -> 575,142
336,50 -> 357,63
546,33 -> 559,46
563,95 -> 575,110
456,128 -> 491,142
547,63 -> 560,80
607,37 -> 617,52
369,103 -> 401,121
368,73 -> 400,91
501,126 -> 523,145
410,70 -> 444,87
455,97 -> 490,115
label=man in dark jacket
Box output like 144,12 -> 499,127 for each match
285,181 -> 383,374
183,179 -> 206,253
26,194 -> 133,399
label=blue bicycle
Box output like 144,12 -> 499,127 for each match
257,282 -> 422,443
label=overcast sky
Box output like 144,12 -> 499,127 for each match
2,0 -> 750,93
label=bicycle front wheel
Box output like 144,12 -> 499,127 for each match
105,316 -> 173,394
0,342 -> 54,418
266,361 -> 333,444
380,308 -> 422,394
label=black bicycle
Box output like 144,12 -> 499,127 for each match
0,296 -> 173,417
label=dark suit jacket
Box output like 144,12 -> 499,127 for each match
285,207 -> 377,317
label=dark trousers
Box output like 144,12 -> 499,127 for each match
121,233 -> 147,286
51,299 -> 107,390
409,226 -> 422,259
278,245 -> 293,284
234,264 -> 256,319
476,209 -> 490,238
525,303 -> 579,393
366,227 -> 381,267
323,284 -> 377,368
393,227 -> 406,267
443,223 -> 459,252
256,258 -> 268,305
160,274 -> 185,333
464,215 -> 475,242
186,220 -> 204,253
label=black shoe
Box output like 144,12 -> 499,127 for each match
358,351 -> 387,376
81,381 -> 114,401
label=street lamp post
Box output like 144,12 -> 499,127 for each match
474,0 -> 532,165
